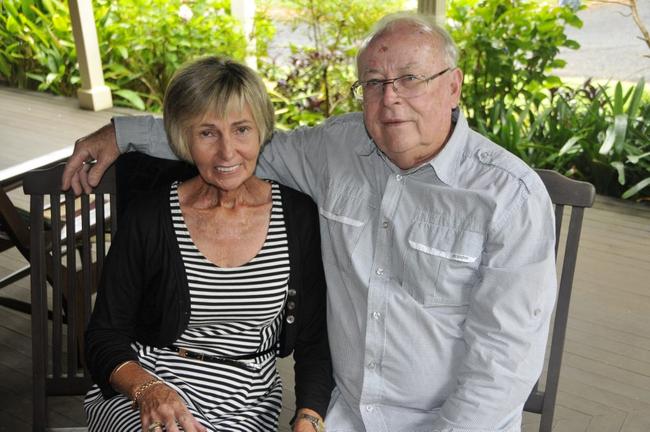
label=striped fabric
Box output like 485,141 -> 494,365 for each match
85,181 -> 290,432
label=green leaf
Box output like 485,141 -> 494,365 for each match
611,161 -> 625,185
613,82 -> 624,115
45,72 -> 57,85
6,15 -> 21,33
559,136 -> 581,156
627,152 -> 650,164
117,46 -> 128,60
113,89 -> 145,110
627,78 -> 645,119
599,114 -> 628,155
622,177 -> 650,199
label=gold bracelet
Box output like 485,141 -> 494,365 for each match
131,378 -> 164,410
109,360 -> 139,384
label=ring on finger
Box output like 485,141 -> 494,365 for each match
147,421 -> 163,431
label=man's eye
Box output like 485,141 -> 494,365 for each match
364,80 -> 383,88
401,75 -> 419,82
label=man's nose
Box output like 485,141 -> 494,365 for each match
382,81 -> 400,104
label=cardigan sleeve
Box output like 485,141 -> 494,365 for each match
288,190 -> 334,418
84,194 -> 154,398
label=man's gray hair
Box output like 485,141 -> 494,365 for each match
356,12 -> 458,73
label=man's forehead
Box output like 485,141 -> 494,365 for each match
361,61 -> 422,76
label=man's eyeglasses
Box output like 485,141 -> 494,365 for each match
351,67 -> 452,101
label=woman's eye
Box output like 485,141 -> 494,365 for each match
199,130 -> 214,137
236,126 -> 251,134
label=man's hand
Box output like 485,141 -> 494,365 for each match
62,123 -> 120,195
292,408 -> 325,432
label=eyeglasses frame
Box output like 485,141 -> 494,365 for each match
351,67 -> 452,100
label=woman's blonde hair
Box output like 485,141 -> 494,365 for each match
163,56 -> 275,163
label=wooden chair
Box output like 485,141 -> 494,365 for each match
0,147 -> 72,313
523,169 -> 596,431
23,153 -> 193,431
24,163 -> 116,432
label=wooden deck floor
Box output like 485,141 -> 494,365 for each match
1,86 -> 649,431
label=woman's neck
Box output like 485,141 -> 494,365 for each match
179,176 -> 271,210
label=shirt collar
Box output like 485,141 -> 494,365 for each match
428,109 -> 469,187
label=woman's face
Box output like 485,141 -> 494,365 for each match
188,103 -> 261,192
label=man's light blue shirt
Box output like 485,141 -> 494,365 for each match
114,110 -> 557,432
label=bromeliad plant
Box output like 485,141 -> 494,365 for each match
550,79 -> 650,200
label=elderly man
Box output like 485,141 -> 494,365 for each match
63,13 -> 556,432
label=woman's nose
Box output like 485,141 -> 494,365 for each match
216,136 -> 235,159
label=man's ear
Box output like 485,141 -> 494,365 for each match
451,68 -> 463,103
449,68 -> 463,106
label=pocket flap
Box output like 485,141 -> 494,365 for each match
319,207 -> 365,226
408,224 -> 483,263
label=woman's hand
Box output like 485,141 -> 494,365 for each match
138,383 -> 207,432
109,361 -> 206,432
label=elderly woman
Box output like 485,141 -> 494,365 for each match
83,56 -> 332,432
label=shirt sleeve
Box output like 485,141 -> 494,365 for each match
432,180 -> 557,431
112,115 -> 178,160
112,115 -> 331,198
256,123 -> 330,199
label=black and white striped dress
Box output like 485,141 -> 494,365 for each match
85,181 -> 289,431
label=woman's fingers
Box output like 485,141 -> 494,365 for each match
139,384 -> 204,432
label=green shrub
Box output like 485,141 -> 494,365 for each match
448,0 -> 582,131
0,0 -> 79,94
1,0 -> 649,200
259,0 -> 406,129
446,0 -> 649,201
0,0 -> 273,111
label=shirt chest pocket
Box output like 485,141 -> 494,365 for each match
404,223 -> 484,306
318,189 -> 371,270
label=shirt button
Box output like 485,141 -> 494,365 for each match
287,301 -> 296,310
479,151 -> 491,163
367,361 -> 376,370
533,308 -> 541,317
365,405 -> 374,412
372,312 -> 381,320
286,315 -> 295,324
288,289 -> 297,296
382,221 -> 389,229
375,268 -> 384,276
395,174 -> 403,181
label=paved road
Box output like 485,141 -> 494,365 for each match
557,1 -> 650,82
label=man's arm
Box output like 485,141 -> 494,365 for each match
433,181 -> 557,431
62,116 -> 176,195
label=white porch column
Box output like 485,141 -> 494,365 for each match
68,0 -> 113,111
231,0 -> 257,69
418,0 -> 446,24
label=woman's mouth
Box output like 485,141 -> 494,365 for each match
215,164 -> 241,173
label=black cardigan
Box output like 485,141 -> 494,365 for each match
85,181 -> 333,417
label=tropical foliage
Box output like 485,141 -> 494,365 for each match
0,0 -> 649,200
